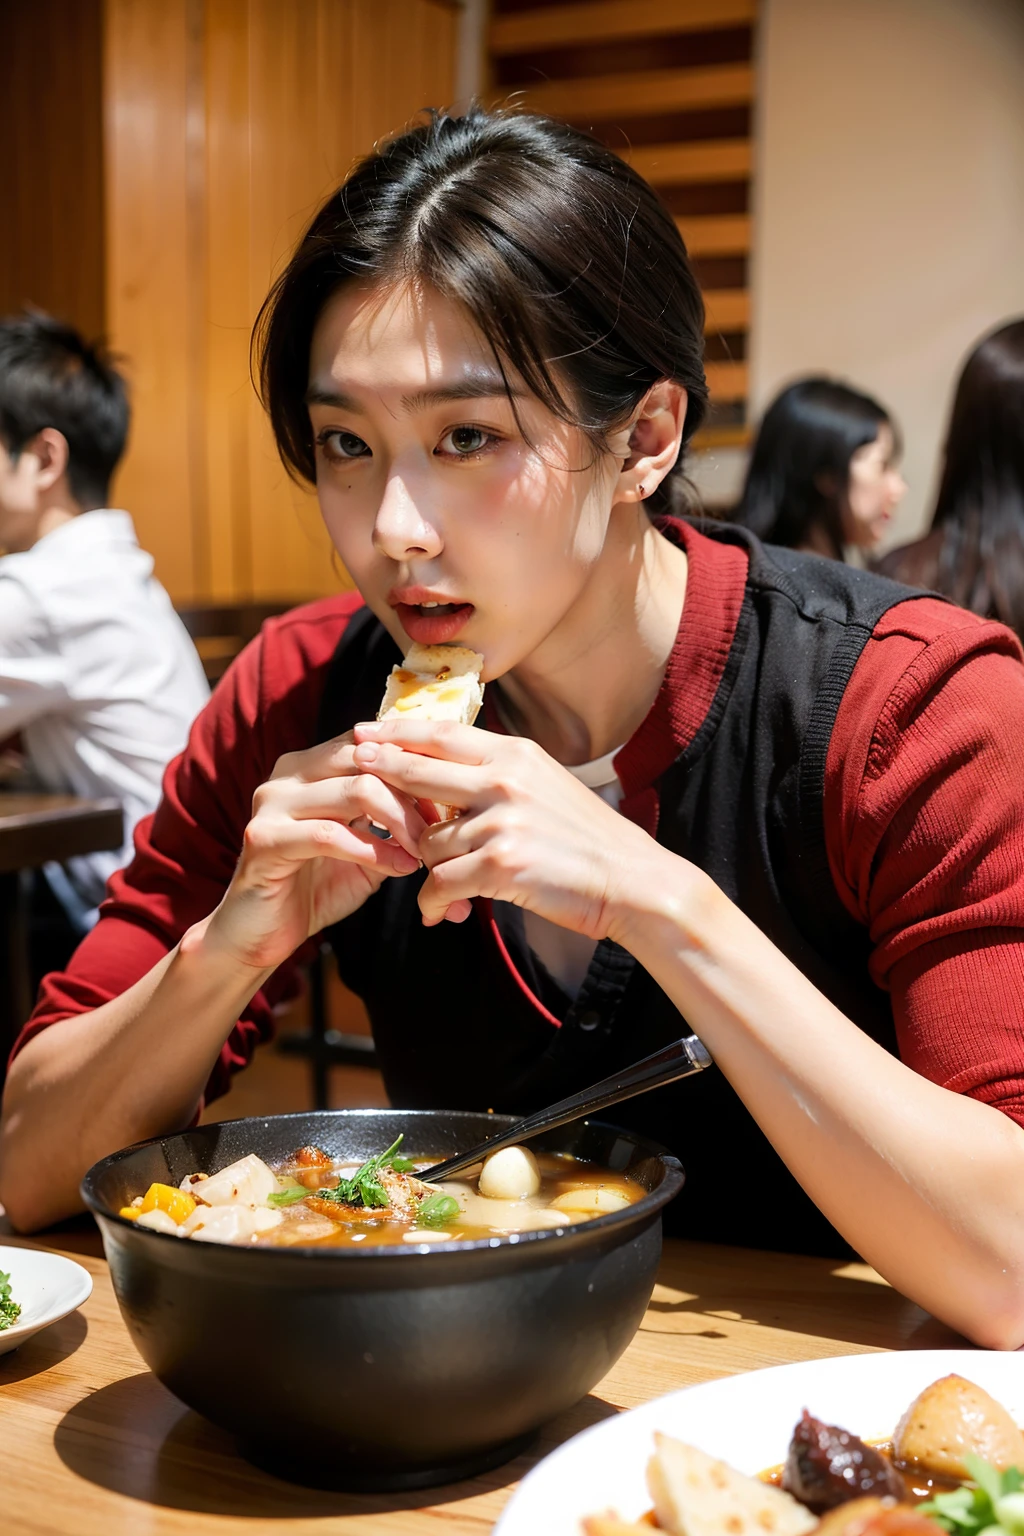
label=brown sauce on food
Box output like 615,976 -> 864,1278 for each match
761,1444 -> 962,1505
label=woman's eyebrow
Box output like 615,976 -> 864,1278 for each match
305,376 -> 520,413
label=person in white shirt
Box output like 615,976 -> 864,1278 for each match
0,311 -> 209,945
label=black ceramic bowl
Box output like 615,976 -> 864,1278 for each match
82,1108 -> 683,1491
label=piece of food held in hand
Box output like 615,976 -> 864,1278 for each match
377,641 -> 484,820
584,1375 -> 1024,1536
116,1137 -> 641,1247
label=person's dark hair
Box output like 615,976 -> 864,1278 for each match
930,319 -> 1024,633
254,106 -> 708,515
732,377 -> 897,557
0,311 -> 129,507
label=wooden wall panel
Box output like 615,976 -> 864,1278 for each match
104,0 -> 458,605
0,0 -> 106,338
489,0 -> 758,451
104,0 -> 198,599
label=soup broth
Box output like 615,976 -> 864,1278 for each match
118,1141 -> 644,1249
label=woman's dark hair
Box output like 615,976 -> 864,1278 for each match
0,311 -> 128,507
930,319 -> 1024,632
732,377 -> 896,557
254,107 -> 708,515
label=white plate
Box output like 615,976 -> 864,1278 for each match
0,1243 -> 93,1356
496,1349 -> 1024,1536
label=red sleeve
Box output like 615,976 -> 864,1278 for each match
825,596 -> 1024,1124
10,592 -> 365,1104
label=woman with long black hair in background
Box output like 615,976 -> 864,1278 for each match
732,377 -> 907,559
877,320 -> 1024,636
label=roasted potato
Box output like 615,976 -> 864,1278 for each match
893,1374 -> 1024,1478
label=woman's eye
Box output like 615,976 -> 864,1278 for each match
437,426 -> 497,458
318,429 -> 370,461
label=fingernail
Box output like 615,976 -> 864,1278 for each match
394,850 -> 419,872
353,742 -> 378,763
355,720 -> 382,736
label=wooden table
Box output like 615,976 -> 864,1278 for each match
0,1227 -> 966,1536
0,792 -> 123,1052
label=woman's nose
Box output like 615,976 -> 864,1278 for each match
373,476 -> 442,562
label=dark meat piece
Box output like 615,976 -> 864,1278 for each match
783,1411 -> 908,1512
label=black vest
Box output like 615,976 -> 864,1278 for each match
317,524 -> 928,1257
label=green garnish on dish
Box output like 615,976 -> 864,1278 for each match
0,1270 -> 21,1331
266,1185 -> 311,1208
314,1136 -> 412,1210
921,1455 -> 1024,1536
416,1193 -> 460,1229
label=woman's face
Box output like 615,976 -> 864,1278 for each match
307,281 -> 628,681
841,424 -> 907,549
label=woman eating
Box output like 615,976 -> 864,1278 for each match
3,109 -> 1024,1348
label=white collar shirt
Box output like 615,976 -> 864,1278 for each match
0,509 -> 209,921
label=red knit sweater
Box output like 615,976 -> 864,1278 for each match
14,523 -> 1024,1120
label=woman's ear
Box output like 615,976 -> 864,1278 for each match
613,381 -> 688,506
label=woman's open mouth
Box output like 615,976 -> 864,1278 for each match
394,600 -> 475,645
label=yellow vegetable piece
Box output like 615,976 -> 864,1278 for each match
140,1183 -> 197,1225
119,1206 -> 141,1220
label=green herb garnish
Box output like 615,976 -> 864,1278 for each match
0,1270 -> 20,1332
921,1456 -> 1024,1536
416,1193 -> 460,1228
314,1136 -> 411,1210
267,1185 -> 311,1208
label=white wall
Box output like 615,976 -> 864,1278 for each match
738,0 -> 1024,544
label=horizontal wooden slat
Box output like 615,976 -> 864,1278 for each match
491,0 -> 756,56
507,62 -> 753,122
702,289 -> 751,330
677,213 -> 750,256
691,423 -> 751,451
629,138 -> 751,185
704,360 -> 748,401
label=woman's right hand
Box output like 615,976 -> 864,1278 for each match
202,731 -> 428,971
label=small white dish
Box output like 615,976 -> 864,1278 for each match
0,1243 -> 93,1356
496,1348 -> 1024,1536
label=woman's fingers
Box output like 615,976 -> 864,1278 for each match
242,814 -> 420,875
269,730 -> 357,784
350,738 -> 488,812
255,771 -> 427,858
354,718 -> 494,766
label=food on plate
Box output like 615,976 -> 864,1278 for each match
921,1456 -> 1024,1536
116,1135 -> 642,1248
648,1434 -> 818,1536
377,642 -> 485,819
785,1410 -> 908,1510
894,1377 -> 1024,1481
0,1269 -> 20,1330
814,1503 -> 949,1536
583,1377 -> 1024,1536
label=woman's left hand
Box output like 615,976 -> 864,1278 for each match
351,719 -> 666,937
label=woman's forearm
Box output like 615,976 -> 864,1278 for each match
612,855 -> 1024,1348
0,918 -> 273,1231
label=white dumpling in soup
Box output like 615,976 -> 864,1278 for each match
193,1154 -> 278,1209
478,1146 -> 541,1200
183,1205 -> 283,1243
